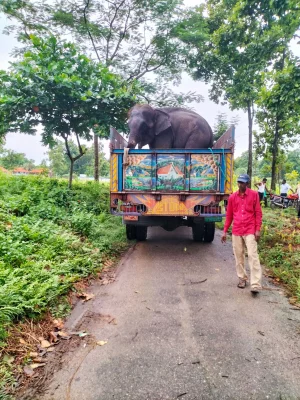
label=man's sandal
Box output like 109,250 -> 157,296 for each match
237,279 -> 247,289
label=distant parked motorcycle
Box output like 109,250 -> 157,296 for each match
270,193 -> 299,209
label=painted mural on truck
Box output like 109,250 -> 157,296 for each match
124,153 -> 220,191
124,154 -> 153,190
190,154 -> 220,191
156,155 -> 185,190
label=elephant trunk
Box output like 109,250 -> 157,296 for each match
127,128 -> 140,148
127,139 -> 137,149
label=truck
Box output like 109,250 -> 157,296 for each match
109,126 -> 234,242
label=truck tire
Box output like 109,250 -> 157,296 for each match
136,226 -> 147,241
126,225 -> 137,240
203,222 -> 215,243
192,224 -> 204,242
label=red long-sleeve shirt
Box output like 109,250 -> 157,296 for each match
223,188 -> 262,235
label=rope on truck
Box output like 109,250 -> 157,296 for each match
208,147 -> 227,182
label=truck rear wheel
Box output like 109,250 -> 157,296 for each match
126,225 -> 137,240
203,222 -> 215,243
192,224 -> 204,242
136,226 -> 147,241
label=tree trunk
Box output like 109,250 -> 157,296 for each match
247,100 -> 253,185
94,133 -> 99,181
271,116 -> 279,190
99,152 -> 103,179
271,49 -> 286,190
69,159 -> 74,188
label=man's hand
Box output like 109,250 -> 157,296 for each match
255,231 -> 261,242
221,232 -> 227,243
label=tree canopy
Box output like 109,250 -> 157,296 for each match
0,0 -> 300,188
174,0 -> 300,185
0,35 -> 140,186
213,112 -> 239,142
0,148 -> 35,170
47,140 -> 109,178
255,56 -> 300,188
234,148 -> 300,188
0,0 -> 201,104
0,0 -> 205,180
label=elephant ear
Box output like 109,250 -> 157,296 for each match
154,110 -> 171,135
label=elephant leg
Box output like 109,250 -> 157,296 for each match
152,129 -> 173,148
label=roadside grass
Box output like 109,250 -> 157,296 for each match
0,173 -> 128,398
217,205 -> 300,301
259,207 -> 300,300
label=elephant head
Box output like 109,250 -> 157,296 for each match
127,104 -> 171,149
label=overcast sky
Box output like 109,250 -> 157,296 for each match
0,7 -> 298,164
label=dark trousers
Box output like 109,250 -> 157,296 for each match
280,193 -> 287,205
258,192 -> 267,207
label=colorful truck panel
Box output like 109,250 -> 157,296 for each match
110,126 -> 234,218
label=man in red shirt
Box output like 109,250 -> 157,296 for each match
221,174 -> 263,294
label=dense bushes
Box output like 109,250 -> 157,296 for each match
259,208 -> 300,300
0,174 -> 127,345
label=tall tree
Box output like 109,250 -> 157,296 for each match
213,112 -> 239,142
0,149 -> 35,170
255,56 -> 300,189
0,0 -> 203,180
0,35 -> 140,187
174,0 -> 300,181
1,0 -> 186,82
47,140 -> 109,177
47,141 -> 70,177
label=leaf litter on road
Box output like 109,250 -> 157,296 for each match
96,340 -> 108,346
3,355 -> 14,364
78,292 -> 95,302
179,279 -> 207,285
53,318 -> 64,330
70,331 -> 90,337
30,363 -> 46,369
40,339 -> 51,348
57,331 -> 71,340
23,366 -> 35,377
49,331 -> 59,343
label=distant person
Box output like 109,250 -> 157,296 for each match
221,174 -> 263,294
280,179 -> 294,198
255,178 -> 270,207
280,179 -> 294,206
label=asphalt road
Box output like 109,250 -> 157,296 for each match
42,227 -> 300,400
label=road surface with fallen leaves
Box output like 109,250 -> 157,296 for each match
41,227 -> 300,400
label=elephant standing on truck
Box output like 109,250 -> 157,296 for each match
127,104 -> 213,149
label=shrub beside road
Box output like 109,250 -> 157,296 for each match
0,174 -> 127,345
259,207 -> 300,301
